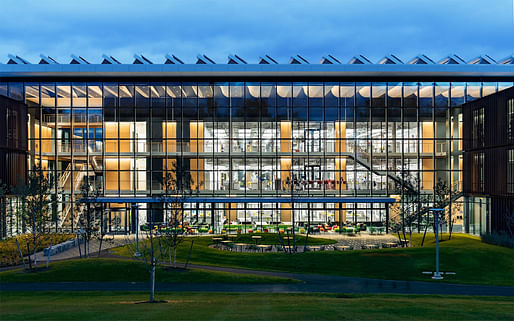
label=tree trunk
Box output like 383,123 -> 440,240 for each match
421,218 -> 430,246
98,235 -> 103,257
448,209 -> 453,240
150,262 -> 155,302
449,219 -> 453,240
84,234 -> 87,258
173,245 -> 177,268
77,235 -> 82,258
304,226 -> 310,252
26,242 -> 32,270
15,239 -> 26,270
409,225 -> 412,247
32,215 -> 37,266
185,239 -> 194,269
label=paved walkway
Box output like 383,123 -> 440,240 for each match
319,233 -> 401,249
213,233 -> 402,252
2,277 -> 513,296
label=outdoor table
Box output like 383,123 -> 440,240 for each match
335,245 -> 350,251
212,237 -> 223,248
227,235 -> 238,240
256,244 -> 269,252
309,246 -> 321,251
221,240 -> 233,250
251,235 -> 262,245
235,243 -> 247,252
363,244 -> 377,249
385,242 -> 397,248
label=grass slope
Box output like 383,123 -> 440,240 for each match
0,258 -> 297,284
112,233 -> 514,286
1,292 -> 513,321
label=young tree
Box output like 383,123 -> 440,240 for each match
77,176 -> 103,258
0,180 -> 8,240
135,217 -> 158,302
389,170 -> 420,246
19,165 -> 51,270
434,178 -> 450,241
123,203 -> 159,302
126,161 -> 198,302
420,179 -> 450,246
160,161 -> 195,268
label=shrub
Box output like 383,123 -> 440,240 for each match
0,233 -> 75,266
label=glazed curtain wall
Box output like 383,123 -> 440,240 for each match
1,80 -> 512,228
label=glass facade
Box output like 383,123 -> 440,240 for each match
2,80 -> 513,234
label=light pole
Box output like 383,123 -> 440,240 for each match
430,208 -> 445,280
133,204 -> 141,257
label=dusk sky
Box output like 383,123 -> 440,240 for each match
1,0 -> 513,64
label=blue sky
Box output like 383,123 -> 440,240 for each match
1,0 -> 513,64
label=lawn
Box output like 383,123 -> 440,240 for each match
1,292 -> 512,321
112,233 -> 514,286
0,258 -> 297,284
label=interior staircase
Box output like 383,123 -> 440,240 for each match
58,163 -> 95,229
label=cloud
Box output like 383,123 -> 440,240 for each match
0,0 -> 512,64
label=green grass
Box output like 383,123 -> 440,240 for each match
0,258 -> 297,284
112,233 -> 514,286
1,292 -> 512,320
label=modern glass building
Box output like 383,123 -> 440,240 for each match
0,53 -> 513,236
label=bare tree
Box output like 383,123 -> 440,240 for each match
77,177 -> 103,258
16,165 -> 50,270
123,206 -> 159,302
160,161 -> 196,268
0,181 -> 8,240
434,179 -> 449,241
420,179 -> 450,245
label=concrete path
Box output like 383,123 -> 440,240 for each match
2,278 -> 513,296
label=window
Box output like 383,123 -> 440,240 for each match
472,107 -> 484,148
471,152 -> 485,193
508,149 -> 514,194
508,98 -> 514,141
6,108 -> 18,147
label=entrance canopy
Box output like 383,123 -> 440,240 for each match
79,196 -> 397,204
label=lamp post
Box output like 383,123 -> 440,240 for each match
133,204 -> 141,257
430,208 -> 445,280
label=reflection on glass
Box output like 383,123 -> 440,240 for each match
16,80 -> 476,231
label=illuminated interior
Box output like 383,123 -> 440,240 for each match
14,81 -> 512,233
